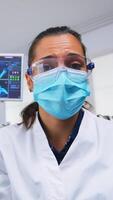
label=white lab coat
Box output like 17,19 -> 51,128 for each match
0,110 -> 113,200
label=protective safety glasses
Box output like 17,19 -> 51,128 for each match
27,53 -> 94,77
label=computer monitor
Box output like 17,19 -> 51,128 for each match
0,54 -> 24,101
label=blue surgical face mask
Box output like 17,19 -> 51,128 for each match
33,67 -> 90,119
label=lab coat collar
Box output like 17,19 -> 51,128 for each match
32,110 -> 98,167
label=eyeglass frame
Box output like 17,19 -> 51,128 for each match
27,53 -> 95,76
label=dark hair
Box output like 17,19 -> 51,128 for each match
21,102 -> 39,129
21,26 -> 86,129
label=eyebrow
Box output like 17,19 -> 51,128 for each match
67,53 -> 80,56
40,55 -> 57,60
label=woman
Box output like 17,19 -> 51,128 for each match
0,26 -> 113,200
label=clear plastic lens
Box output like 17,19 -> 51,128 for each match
31,54 -> 91,77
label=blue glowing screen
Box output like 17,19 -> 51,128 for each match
0,55 -> 23,100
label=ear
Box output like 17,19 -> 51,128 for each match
25,73 -> 33,92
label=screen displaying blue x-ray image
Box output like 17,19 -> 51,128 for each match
0,54 -> 23,100
0,80 -> 8,97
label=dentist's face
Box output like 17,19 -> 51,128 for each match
26,33 -> 87,90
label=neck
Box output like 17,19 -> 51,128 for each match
38,106 -> 79,151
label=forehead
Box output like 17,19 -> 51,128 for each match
34,33 -> 84,60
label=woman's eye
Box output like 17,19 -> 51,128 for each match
43,64 -> 53,72
70,63 -> 82,70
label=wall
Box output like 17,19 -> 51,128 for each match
82,23 -> 113,58
82,23 -> 113,115
92,53 -> 113,116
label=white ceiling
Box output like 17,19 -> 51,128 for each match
0,0 -> 113,55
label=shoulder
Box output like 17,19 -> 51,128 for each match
0,116 -> 42,150
84,109 -> 113,133
0,123 -> 27,147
